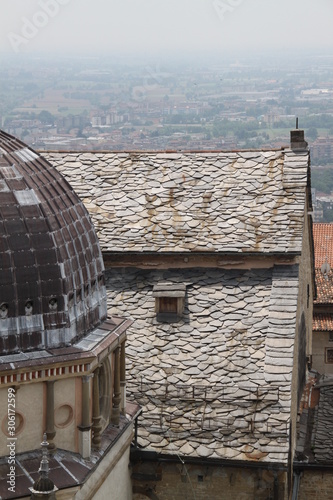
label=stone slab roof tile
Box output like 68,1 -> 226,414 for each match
105,265 -> 299,463
43,149 -> 309,254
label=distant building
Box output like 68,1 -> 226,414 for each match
295,222 -> 333,497
311,223 -> 333,374
311,136 -> 333,163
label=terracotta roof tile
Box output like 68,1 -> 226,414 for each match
314,269 -> 333,304
313,313 -> 333,331
313,223 -> 333,268
313,223 -> 333,304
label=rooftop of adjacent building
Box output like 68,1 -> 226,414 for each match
0,402 -> 140,500
42,137 -> 311,257
313,223 -> 333,270
0,129 -> 107,354
312,223 -> 333,332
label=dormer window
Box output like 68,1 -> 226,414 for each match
153,282 -> 186,322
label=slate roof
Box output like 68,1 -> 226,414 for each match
106,265 -> 299,463
296,375 -> 333,464
312,383 -> 333,462
43,149 -> 309,255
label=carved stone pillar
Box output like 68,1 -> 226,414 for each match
78,375 -> 92,458
92,367 -> 102,449
45,381 -> 56,454
120,341 -> 126,415
111,347 -> 121,426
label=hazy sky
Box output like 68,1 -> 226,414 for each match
1,0 -> 332,58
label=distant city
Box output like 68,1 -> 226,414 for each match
1,51 -> 333,221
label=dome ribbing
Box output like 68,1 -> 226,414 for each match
0,130 -> 107,353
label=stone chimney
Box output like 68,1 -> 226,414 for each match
290,120 -> 308,150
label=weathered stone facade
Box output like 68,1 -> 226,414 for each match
132,462 -> 286,500
298,470 -> 333,499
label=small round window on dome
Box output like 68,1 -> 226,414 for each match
0,303 -> 8,319
25,301 -> 33,316
49,298 -> 58,311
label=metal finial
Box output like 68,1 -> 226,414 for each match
39,433 -> 50,478
296,117 -> 299,129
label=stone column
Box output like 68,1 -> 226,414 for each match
92,367 -> 102,449
120,341 -> 126,415
45,381 -> 56,454
111,347 -> 121,426
78,375 -> 92,458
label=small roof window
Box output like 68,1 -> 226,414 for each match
152,282 -> 186,298
153,282 -> 186,322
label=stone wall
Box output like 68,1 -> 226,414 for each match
299,470 -> 333,499
132,461 -> 287,500
313,331 -> 333,375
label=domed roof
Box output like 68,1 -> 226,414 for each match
0,130 -> 107,354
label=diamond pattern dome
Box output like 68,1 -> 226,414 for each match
0,130 -> 107,353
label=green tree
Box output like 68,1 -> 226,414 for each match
38,110 -> 54,124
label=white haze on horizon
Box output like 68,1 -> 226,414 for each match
0,0 -> 332,59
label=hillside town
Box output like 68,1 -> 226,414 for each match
1,53 -> 333,156
2,53 -> 333,223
